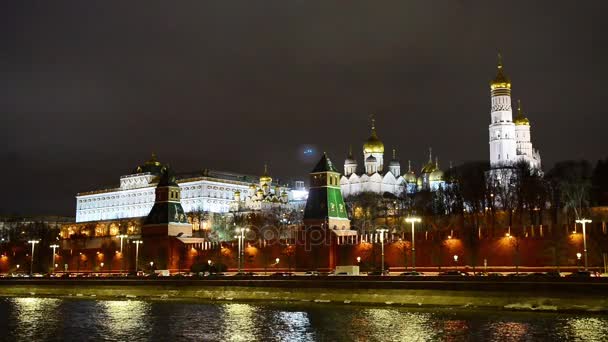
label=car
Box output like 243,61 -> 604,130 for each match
439,271 -> 469,276
233,272 -> 256,276
566,271 -> 593,278
367,270 -> 389,276
399,271 -> 424,276
507,272 -> 529,277
270,272 -> 294,277
304,271 -> 320,276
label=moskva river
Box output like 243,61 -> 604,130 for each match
0,297 -> 606,341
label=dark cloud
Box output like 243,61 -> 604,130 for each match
0,1 -> 605,215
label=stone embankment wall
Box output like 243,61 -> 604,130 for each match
1,278 -> 607,313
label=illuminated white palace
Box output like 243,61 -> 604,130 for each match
340,117 -> 446,197
75,155 -> 307,223
488,54 -> 541,171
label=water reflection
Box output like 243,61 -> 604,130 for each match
487,321 -> 530,341
0,298 -> 607,341
9,297 -> 61,341
220,303 -> 260,341
566,317 -> 608,341
100,300 -> 151,339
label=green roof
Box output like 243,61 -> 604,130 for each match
311,154 -> 338,173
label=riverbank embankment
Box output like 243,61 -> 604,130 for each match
1,277 -> 607,313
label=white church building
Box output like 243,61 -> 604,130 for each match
340,117 -> 446,198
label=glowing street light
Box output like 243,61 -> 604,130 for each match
50,244 -> 59,272
377,228 -> 388,275
27,240 -> 39,275
235,227 -> 249,273
117,234 -> 128,253
576,252 -> 582,271
405,217 -> 421,271
453,255 -> 459,270
132,240 -> 143,272
575,219 -> 592,271
275,257 -> 280,264
356,256 -> 361,264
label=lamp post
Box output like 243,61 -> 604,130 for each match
50,244 -> 59,273
405,217 -> 421,271
235,227 -> 249,273
28,240 -> 39,275
576,253 -> 582,271
377,229 -> 388,275
132,240 -> 143,273
453,255 -> 458,271
575,219 -> 591,271
117,234 -> 128,253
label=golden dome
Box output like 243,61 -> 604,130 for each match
363,115 -> 384,153
404,161 -> 417,183
420,148 -> 438,173
490,53 -> 511,90
514,100 -> 530,126
260,164 -> 272,184
430,169 -> 444,182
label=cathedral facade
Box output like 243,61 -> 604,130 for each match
340,118 -> 446,198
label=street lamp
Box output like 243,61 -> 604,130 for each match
27,240 -> 39,275
132,240 -> 143,272
405,217 -> 421,271
50,244 -> 59,272
235,227 -> 249,273
100,262 -> 104,270
377,228 -> 388,275
117,234 -> 128,253
356,256 -> 361,264
453,255 -> 459,271
576,252 -> 582,271
575,219 -> 592,271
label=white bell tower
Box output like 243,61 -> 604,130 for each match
489,54 -> 517,168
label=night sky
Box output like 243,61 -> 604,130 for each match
0,1 -> 605,216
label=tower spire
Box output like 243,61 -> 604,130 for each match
348,145 -> 353,158
408,160 -> 412,173
392,148 -> 396,160
428,147 -> 433,163
435,156 -> 439,168
497,52 -> 503,69
369,113 -> 377,138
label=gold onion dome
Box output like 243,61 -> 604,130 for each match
514,100 -> 530,126
363,115 -> 384,154
133,153 -> 164,174
259,164 -> 272,184
404,160 -> 417,183
490,53 -> 511,90
421,148 -> 438,173
429,158 -> 444,182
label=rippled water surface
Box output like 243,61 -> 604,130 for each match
0,297 -> 606,341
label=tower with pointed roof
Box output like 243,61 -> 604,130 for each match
304,153 -> 351,230
489,53 -> 518,169
514,100 -> 542,169
142,165 -> 192,237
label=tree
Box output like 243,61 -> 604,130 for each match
546,160 -> 593,221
